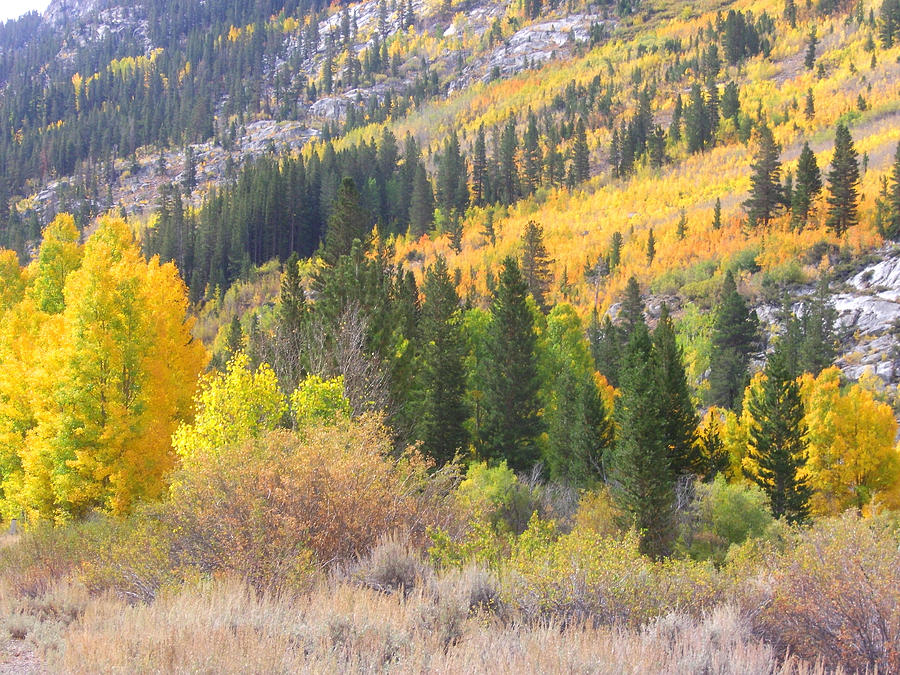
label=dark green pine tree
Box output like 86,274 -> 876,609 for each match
791,141 -> 823,230
721,82 -> 740,121
744,344 -> 812,523
416,256 -> 469,465
279,252 -> 305,332
698,414 -> 730,480
498,115 -> 520,205
572,117 -> 590,183
646,228 -> 656,265
608,231 -> 623,271
522,109 -> 542,196
709,271 -> 759,409
669,94 -> 683,143
436,130 -> 468,215
409,163 -> 434,237
743,124 -> 783,228
784,0 -> 797,27
276,252 -> 307,390
472,123 -> 488,206
885,141 -> 900,239
825,123 -> 861,236
653,305 -> 701,477
712,197 -> 722,230
798,276 -> 838,376
590,313 -> 622,387
684,83 -> 708,154
675,211 -> 688,240
611,322 -> 675,558
226,315 -> 243,355
520,220 -> 554,312
547,365 -> 614,485
805,27 -> 818,70
619,276 -> 646,341
481,257 -> 543,471
324,177 -> 370,264
804,88 -> 815,120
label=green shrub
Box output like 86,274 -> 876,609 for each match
679,476 -> 773,564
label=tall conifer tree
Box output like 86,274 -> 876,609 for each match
481,257 -> 543,470
825,123 -> 861,236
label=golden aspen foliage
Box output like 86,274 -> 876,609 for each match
172,351 -> 286,464
0,250 -> 26,313
800,367 -> 900,515
289,375 -> 352,430
0,216 -> 207,521
725,367 -> 900,516
27,213 -> 83,315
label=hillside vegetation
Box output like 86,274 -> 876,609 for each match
3,0 -> 900,671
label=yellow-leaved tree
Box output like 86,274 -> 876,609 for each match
724,368 -> 900,517
0,216 -> 207,521
172,352 -> 287,464
800,367 -> 900,515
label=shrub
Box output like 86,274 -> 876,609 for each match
680,476 -> 773,563
354,534 -> 428,595
751,512 -> 900,672
503,517 -> 723,627
0,525 -> 88,599
161,416 -> 452,590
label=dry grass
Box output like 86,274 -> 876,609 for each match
48,578 -> 827,674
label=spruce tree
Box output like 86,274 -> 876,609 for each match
572,117 -> 590,183
522,109 -> 542,195
547,365 -> 613,485
520,220 -> 554,312
791,141 -> 823,230
804,88 -> 815,120
409,163 -> 434,237
324,177 -> 370,263
226,315 -> 243,355
676,211 -> 687,240
685,83 -> 708,153
743,124 -> 783,228
798,276 -> 837,375
744,345 -> 812,523
611,322 -> 675,558
646,228 -> 656,265
417,256 -> 469,465
698,415 -> 730,480
499,115 -> 520,205
619,276 -> 646,340
886,141 -> 900,239
653,305 -> 701,477
825,123 -> 861,236
436,130 -> 468,215
608,231 -> 623,271
472,123 -> 488,206
481,257 -> 543,471
709,271 -> 759,409
712,197 -> 722,230
592,314 -> 622,387
805,28 -> 818,70
721,82 -> 740,121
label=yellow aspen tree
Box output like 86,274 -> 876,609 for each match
801,367 -> 900,514
27,213 -> 83,314
173,352 -> 286,464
